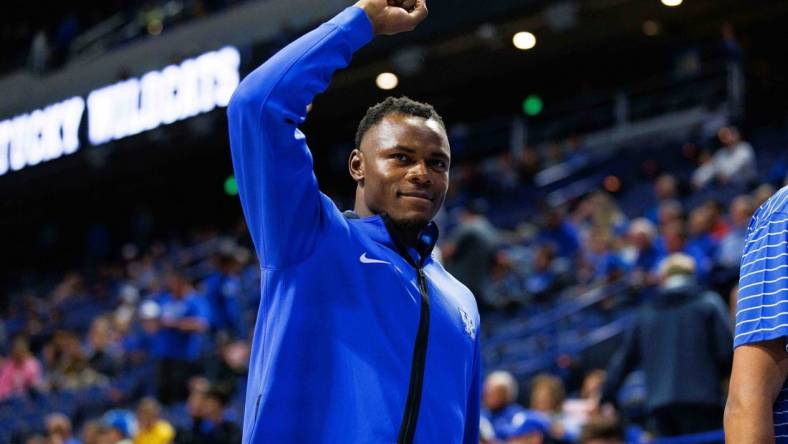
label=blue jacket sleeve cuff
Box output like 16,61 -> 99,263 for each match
330,6 -> 375,53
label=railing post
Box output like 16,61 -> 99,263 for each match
726,61 -> 744,121
510,116 -> 526,161
614,89 -> 629,136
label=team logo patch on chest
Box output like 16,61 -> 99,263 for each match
459,307 -> 476,340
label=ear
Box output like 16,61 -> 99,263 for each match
349,149 -> 365,184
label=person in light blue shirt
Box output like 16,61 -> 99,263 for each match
226,1 -> 480,443
726,185 -> 788,442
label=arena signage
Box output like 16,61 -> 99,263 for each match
0,46 -> 240,177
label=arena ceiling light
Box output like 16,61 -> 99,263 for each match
376,72 -> 399,90
513,32 -> 536,51
660,0 -> 683,7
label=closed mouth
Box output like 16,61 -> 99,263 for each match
398,191 -> 433,202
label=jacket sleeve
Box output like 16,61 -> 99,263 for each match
463,334 -> 481,444
601,317 -> 640,406
227,6 -> 373,268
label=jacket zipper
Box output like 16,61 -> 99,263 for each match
254,393 -> 262,421
397,267 -> 430,444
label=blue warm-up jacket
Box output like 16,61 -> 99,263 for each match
227,5 -> 481,444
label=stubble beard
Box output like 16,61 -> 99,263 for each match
389,215 -> 430,233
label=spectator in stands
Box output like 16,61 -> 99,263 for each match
156,271 -> 209,404
601,254 -> 732,437
579,417 -> 625,444
175,384 -> 241,444
100,410 -> 137,444
114,284 -> 140,335
704,200 -> 731,242
538,206 -> 580,260
625,218 -> 664,286
686,206 -> 718,276
204,339 -> 249,398
44,330 -> 107,391
201,249 -> 245,340
661,221 -> 712,280
562,369 -> 607,434
483,371 -> 527,440
483,152 -> 519,192
483,249 -> 528,311
646,174 -> 678,224
0,336 -> 43,400
85,316 -> 122,378
583,229 -> 626,285
529,373 -> 578,441
525,244 -> 564,303
692,126 -> 756,189
134,397 -> 175,444
479,416 -> 498,444
503,410 -> 551,444
44,413 -> 80,444
717,195 -> 754,268
81,420 -> 103,444
587,192 -> 628,236
50,273 -> 86,307
656,199 -> 684,229
122,300 -> 163,368
443,200 -> 499,310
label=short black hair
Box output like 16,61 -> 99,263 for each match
205,383 -> 233,407
355,96 -> 446,149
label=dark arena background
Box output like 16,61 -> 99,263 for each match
1,0 -> 787,443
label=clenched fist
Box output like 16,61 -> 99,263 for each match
387,0 -> 416,9
355,0 -> 428,36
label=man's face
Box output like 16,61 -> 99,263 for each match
351,113 -> 450,228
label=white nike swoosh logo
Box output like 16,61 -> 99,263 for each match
360,252 -> 390,265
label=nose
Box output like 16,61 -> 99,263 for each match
407,161 -> 431,185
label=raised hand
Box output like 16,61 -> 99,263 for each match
355,0 -> 428,36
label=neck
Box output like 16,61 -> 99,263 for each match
386,220 -> 422,250
353,195 -> 425,250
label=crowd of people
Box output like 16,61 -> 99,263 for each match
1,118 -> 786,443
0,232 -> 256,443
468,126 -> 787,443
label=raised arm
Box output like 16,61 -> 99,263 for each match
226,1 -> 427,268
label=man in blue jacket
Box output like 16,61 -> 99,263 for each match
600,253 -> 732,437
226,1 -> 480,443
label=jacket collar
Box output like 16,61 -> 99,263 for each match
344,211 -> 439,267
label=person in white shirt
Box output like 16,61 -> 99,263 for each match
692,126 -> 756,189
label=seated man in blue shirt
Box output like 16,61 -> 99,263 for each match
227,0 -> 480,442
